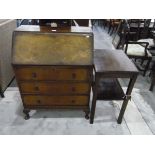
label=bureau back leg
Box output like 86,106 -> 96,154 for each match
23,109 -> 30,120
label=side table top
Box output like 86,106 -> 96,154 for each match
94,49 -> 139,74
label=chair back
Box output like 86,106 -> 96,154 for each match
140,19 -> 151,39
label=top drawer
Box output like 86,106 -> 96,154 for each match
14,66 -> 92,81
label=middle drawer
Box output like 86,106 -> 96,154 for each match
19,82 -> 90,95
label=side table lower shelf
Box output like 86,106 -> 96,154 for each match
90,76 -> 138,124
97,78 -> 125,100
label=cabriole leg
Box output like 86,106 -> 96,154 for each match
84,109 -> 90,120
23,109 -> 30,120
0,92 -> 4,98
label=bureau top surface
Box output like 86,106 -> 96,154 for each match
12,25 -> 93,66
94,49 -> 138,74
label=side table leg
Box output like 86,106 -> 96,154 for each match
90,81 -> 98,124
117,98 -> 129,124
117,75 -> 137,124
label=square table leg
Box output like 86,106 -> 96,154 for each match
117,75 -> 137,124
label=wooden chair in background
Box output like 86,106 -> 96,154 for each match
124,41 -> 152,76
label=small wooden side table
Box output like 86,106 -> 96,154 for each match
90,49 -> 139,124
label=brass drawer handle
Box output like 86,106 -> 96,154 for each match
32,72 -> 37,78
71,87 -> 76,92
34,86 -> 39,91
71,100 -> 75,103
72,73 -> 76,79
37,100 -> 41,104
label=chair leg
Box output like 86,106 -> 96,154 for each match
108,20 -> 112,34
149,81 -> 154,91
110,27 -> 114,35
108,25 -> 112,34
149,72 -> 155,91
103,20 -> 106,29
143,58 -> 152,76
149,71 -> 151,77
134,58 -> 137,62
141,59 -> 145,65
113,26 -> 118,34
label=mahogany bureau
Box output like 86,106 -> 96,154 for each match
12,25 -> 94,120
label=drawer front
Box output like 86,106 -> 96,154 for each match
14,67 -> 91,81
23,95 -> 89,106
20,82 -> 90,94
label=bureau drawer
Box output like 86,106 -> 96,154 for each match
20,82 -> 90,94
14,67 -> 91,81
23,95 -> 89,106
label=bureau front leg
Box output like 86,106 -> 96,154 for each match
0,92 -> 4,98
84,108 -> 90,120
23,109 -> 30,120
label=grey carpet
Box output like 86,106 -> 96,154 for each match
0,88 -> 130,135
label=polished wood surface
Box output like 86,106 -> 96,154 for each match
14,66 -> 91,81
14,65 -> 93,119
23,95 -> 89,106
97,78 -> 125,100
94,49 -> 138,74
20,82 -> 90,95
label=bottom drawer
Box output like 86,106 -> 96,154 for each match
23,95 -> 89,106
